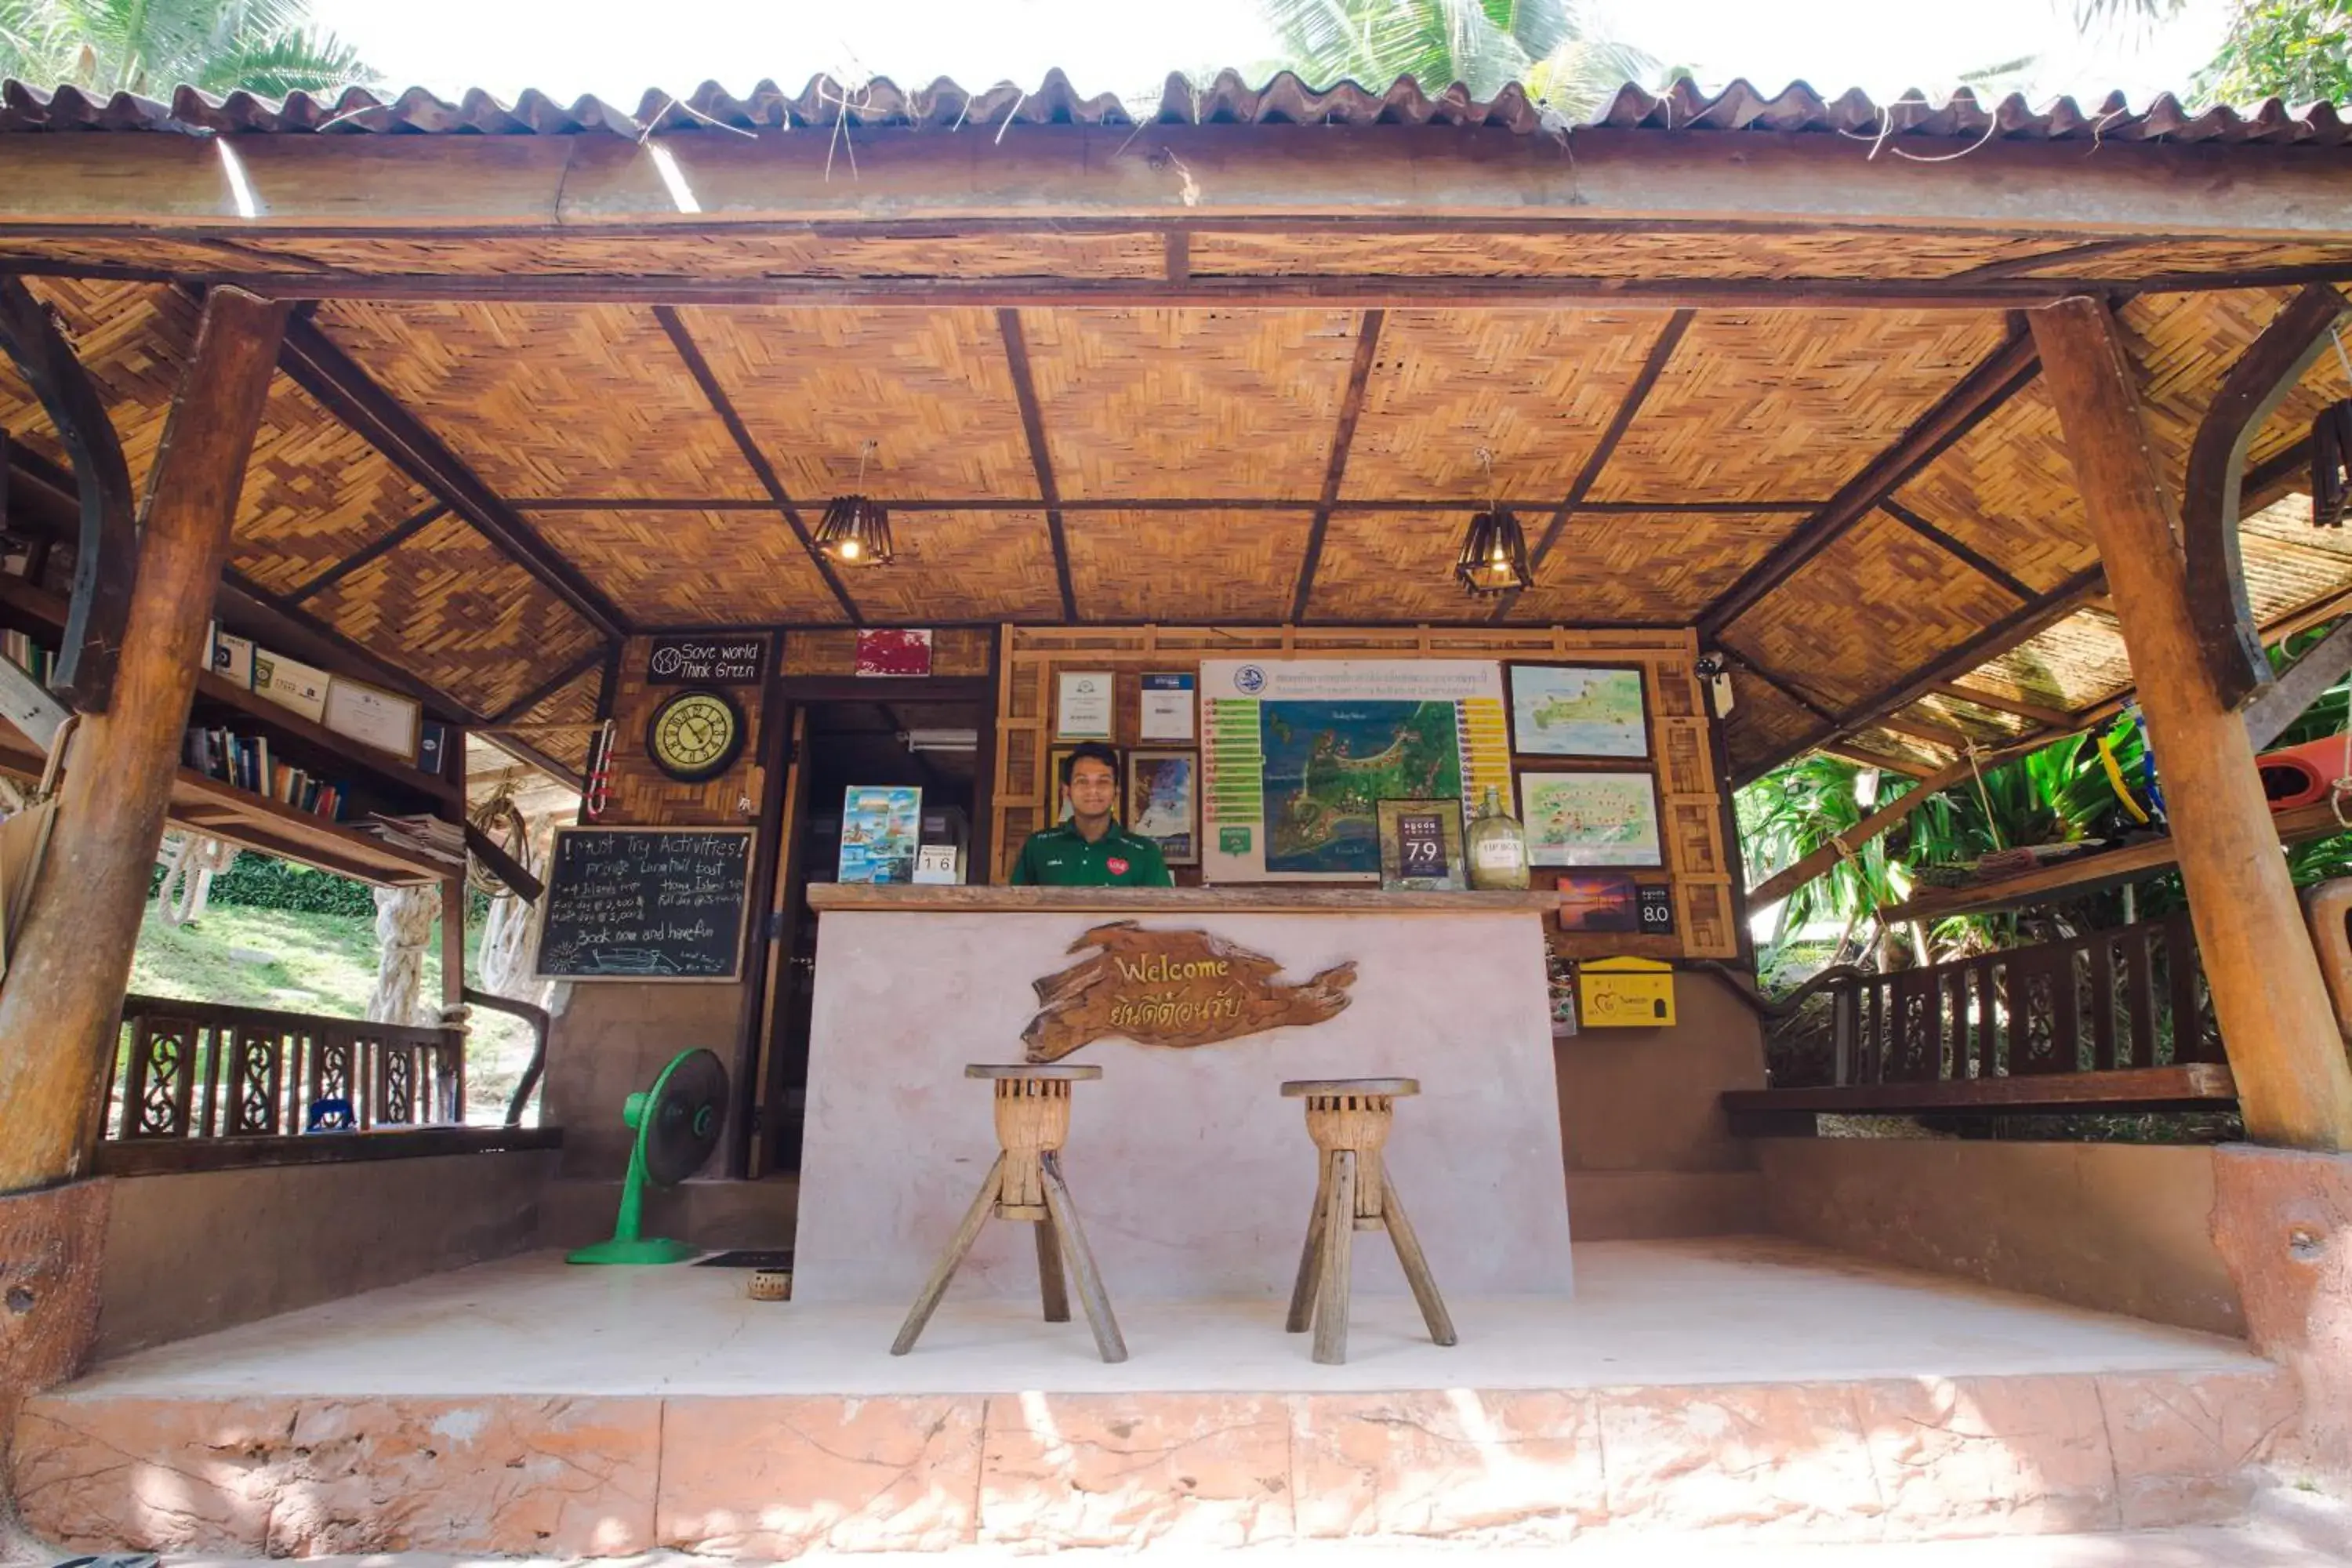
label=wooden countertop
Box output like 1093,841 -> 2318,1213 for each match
804,884 -> 1567,916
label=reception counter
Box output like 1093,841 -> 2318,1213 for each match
791,884 -> 1578,1303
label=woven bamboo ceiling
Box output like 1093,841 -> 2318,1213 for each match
2,73 -> 2351,785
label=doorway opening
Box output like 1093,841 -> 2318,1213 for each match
750,690 -> 992,1175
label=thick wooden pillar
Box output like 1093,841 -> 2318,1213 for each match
0,287 -> 289,1192
2031,296 -> 2352,1151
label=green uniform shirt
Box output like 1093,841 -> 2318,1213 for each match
1011,822 -> 1174,887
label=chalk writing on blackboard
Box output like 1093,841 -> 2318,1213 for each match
535,827 -> 754,981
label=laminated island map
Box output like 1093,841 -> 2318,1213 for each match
1200,660 -> 1510,882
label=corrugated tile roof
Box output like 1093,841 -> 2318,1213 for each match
1,67 -> 2346,146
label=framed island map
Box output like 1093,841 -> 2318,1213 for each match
1510,664 -> 1649,758
1519,771 -> 1664,867
1199,659 -> 1512,882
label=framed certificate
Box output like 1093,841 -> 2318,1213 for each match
1377,797 -> 1466,891
321,675 -> 422,763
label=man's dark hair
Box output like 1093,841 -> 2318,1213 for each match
1059,741 -> 1120,789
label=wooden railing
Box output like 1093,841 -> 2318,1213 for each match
106,993 -> 465,1140
1768,914 -> 2223,1090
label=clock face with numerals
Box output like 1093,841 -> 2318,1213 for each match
646,688 -> 745,783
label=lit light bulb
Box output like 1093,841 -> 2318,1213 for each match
839,538 -> 862,561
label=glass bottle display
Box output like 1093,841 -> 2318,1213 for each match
1466,784 -> 1530,891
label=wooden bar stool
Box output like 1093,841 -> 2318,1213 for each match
1282,1077 -> 1457,1365
891,1064 -> 1126,1363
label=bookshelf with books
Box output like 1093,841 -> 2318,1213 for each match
0,574 -> 466,887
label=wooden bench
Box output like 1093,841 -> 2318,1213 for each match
1723,1063 -> 2238,1136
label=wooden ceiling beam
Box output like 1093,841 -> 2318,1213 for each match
282,499 -> 447,603
16,125 -> 2352,239
1951,238 -> 2143,281
169,271 -> 2111,311
1291,308 -> 1385,623
1699,329 -> 2042,642
1817,741 -> 1936,778
1755,563 -> 2108,777
996,307 -> 1079,622
650,303 -> 860,625
514,495 -> 1833,514
1877,497 -> 2039,603
488,644 -> 608,726
0,275 -> 136,712
2180,281 -> 2352,707
1929,681 -> 2076,729
276,315 -> 630,643
1495,308 -> 1693,622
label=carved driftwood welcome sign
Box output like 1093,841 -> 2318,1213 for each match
1023,920 -> 1356,1062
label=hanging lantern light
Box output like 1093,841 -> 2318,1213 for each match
815,440 -> 893,566
1455,448 -> 1529,595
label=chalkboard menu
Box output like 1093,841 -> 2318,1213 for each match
535,827 -> 755,981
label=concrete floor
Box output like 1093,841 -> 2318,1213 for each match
64,1236 -> 2263,1399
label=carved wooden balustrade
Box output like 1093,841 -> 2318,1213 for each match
1768,914 -> 2224,1090
106,993 -> 464,1140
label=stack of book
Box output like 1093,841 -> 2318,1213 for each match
358,812 -> 465,869
2,630 -> 54,684
183,725 -> 346,819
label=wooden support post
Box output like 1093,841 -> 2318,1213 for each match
2030,296 -> 2352,1152
0,287 -> 289,1192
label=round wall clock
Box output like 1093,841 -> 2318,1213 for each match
645,688 -> 746,783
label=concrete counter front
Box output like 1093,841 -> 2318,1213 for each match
793,884 -> 1577,1303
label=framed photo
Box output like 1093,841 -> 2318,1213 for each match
1377,797 -> 1467,891
1048,745 -> 1123,824
1555,871 -> 1641,932
1509,664 -> 1650,759
1125,750 -> 1199,865
1519,771 -> 1664,867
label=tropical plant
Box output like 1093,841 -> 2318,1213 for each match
0,0 -> 368,98
2197,0 -> 2352,105
1259,0 -> 1655,118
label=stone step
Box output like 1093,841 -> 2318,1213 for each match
14,1363 -> 2296,1556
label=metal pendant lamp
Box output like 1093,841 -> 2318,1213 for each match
815,440 -> 893,566
1455,448 -> 1529,596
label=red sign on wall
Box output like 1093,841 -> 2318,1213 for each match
855,629 -> 934,677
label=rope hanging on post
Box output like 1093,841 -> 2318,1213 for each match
154,830 -> 238,927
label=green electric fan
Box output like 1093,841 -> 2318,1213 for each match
567,1047 -> 728,1265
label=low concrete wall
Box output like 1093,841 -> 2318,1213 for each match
1555,970 -> 1766,1239
95,1149 -> 559,1359
1759,1138 -> 2243,1337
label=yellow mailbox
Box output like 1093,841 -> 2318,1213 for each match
1577,956 -> 1676,1029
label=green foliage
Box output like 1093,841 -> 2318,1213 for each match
2196,0 -> 2352,104
1258,0 -> 1655,116
1744,616 -> 2352,975
0,0 -> 369,97
149,852 -> 376,915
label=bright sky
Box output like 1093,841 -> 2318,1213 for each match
308,0 -> 2241,112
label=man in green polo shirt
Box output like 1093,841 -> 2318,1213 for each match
1012,741 -> 1174,887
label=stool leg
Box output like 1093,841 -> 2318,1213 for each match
1312,1149 -> 1356,1366
1035,1214 -> 1071,1323
1286,1155 -> 1332,1334
891,1153 -> 1005,1356
1380,1171 -> 1457,1348
1039,1149 -> 1127,1364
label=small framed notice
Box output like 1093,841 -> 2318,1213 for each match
1377,797 -> 1466,891
1056,671 -> 1115,739
323,676 -> 423,763
1138,672 -> 1196,742
913,843 -> 961,884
